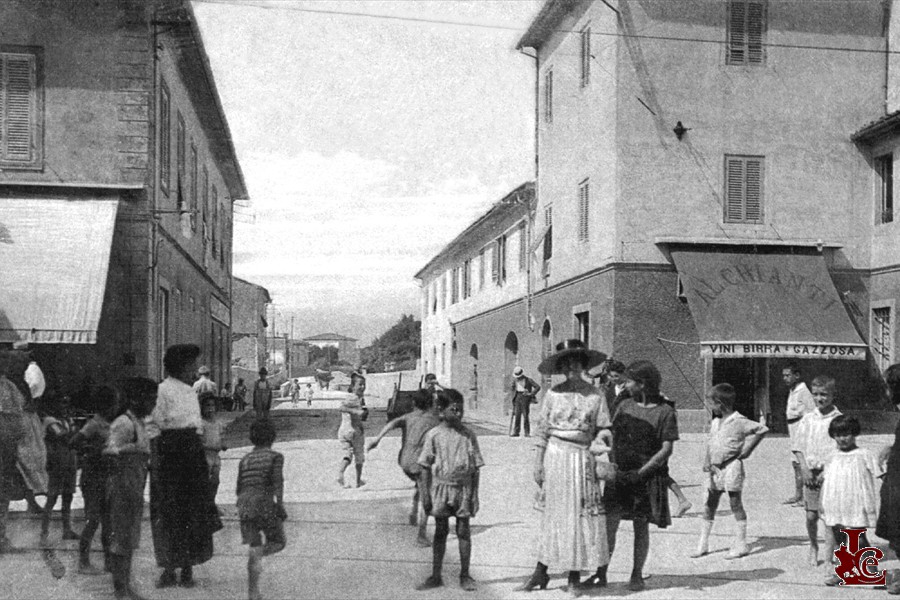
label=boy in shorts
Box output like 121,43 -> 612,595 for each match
237,419 -> 287,600
337,373 -> 367,488
692,383 -> 767,559
792,375 -> 842,566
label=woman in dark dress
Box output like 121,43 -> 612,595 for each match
149,344 -> 220,588
876,364 -> 900,595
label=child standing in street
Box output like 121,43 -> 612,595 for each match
40,394 -> 80,546
200,392 -> 227,508
337,373 -> 367,488
821,415 -> 883,586
104,377 -> 156,600
71,386 -> 118,574
792,375 -> 843,566
237,418 -> 287,600
415,389 -> 484,592
691,383 -> 768,559
304,383 -> 314,408
367,389 -> 440,546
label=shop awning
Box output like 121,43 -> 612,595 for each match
670,249 -> 866,360
0,199 -> 118,344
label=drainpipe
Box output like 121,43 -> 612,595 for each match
885,0 -> 892,113
150,3 -> 161,380
519,45 -> 539,331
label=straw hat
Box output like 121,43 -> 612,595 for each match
537,339 -> 607,376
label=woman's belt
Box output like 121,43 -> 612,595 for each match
547,432 -> 591,448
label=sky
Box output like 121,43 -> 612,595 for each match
192,0 -> 542,344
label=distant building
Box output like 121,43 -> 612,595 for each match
303,333 -> 359,366
0,0 -> 245,397
231,277 -> 271,385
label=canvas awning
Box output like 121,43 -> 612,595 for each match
0,198 -> 118,344
670,249 -> 866,360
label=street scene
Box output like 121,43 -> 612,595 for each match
3,0 -> 900,599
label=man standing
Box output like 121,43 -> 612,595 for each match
192,366 -> 217,398
782,362 -> 815,505
252,368 -> 273,418
509,366 -> 541,437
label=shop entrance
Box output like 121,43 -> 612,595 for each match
712,358 -> 769,424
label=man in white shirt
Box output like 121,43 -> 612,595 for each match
782,362 -> 815,505
192,366 -> 217,407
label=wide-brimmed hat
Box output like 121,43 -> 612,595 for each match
538,339 -> 607,376
197,365 -> 211,375
258,367 -> 268,376
513,366 -> 525,378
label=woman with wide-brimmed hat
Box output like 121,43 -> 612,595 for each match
519,339 -> 611,593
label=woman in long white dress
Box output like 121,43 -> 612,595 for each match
520,339 -> 611,592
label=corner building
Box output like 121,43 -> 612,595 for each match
0,0 -> 246,397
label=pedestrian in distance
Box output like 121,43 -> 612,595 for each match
520,338 -> 610,594
602,359 -> 628,415
783,361 -> 815,506
601,360 -> 679,592
304,382 -> 314,408
104,377 -> 156,600
691,383 -> 767,560
221,382 -> 233,411
509,366 -> 541,438
820,415 -> 882,586
791,374 -> 842,567
415,389 -> 483,592
252,368 -> 273,419
192,365 -> 217,398
237,418 -> 287,600
71,385 -> 119,574
367,388 -> 441,546
289,378 -> 299,408
40,393 -> 80,547
423,373 -> 443,396
337,372 -> 367,488
876,363 -> 900,595
200,391 -> 227,512
234,378 -> 248,412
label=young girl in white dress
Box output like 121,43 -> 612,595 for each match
820,415 -> 883,586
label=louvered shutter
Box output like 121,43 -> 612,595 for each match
491,242 -> 499,283
578,182 -> 589,242
727,1 -> 746,65
747,2 -> 765,64
744,158 -> 762,221
725,157 -> 745,222
1,52 -> 36,164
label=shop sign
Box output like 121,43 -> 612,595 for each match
702,342 -> 866,360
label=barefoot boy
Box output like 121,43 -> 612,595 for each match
792,375 -> 842,566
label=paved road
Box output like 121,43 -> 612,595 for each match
1,412 -> 896,599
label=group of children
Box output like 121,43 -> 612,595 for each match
692,374 -> 886,587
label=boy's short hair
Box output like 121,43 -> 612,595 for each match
249,418 -> 277,447
828,415 -> 861,438
708,383 -> 737,409
810,375 -> 837,394
424,373 -> 437,382
785,361 -> 802,375
606,359 -> 626,374
413,389 -> 433,411
435,388 -> 464,411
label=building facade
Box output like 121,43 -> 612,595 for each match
231,277 -> 271,386
0,0 -> 246,398
303,333 -> 360,367
420,1 -> 900,429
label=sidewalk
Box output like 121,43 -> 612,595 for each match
1,428 -> 895,599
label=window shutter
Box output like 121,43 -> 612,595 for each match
728,1 -> 746,65
2,53 -> 36,163
747,2 -> 765,64
491,243 -> 499,283
725,157 -> 745,222
578,182 -> 589,242
159,82 -> 170,194
745,158 -> 762,221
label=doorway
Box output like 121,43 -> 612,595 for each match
711,358 -> 767,421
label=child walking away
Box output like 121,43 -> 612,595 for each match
691,383 -> 767,559
415,389 -> 483,592
237,419 -> 287,600
71,386 -> 118,574
104,377 -> 156,600
200,392 -> 227,511
792,375 -> 842,566
821,416 -> 882,586
40,394 -> 80,547
337,373 -> 367,488
367,389 -> 440,546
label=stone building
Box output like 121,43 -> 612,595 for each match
0,0 -> 246,397
421,0 -> 900,430
303,333 -> 360,367
231,277 -> 271,386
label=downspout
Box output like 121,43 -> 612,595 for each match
519,45 -> 539,331
150,3 -> 161,380
885,0 -> 892,114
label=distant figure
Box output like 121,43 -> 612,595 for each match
252,369 -> 273,419
337,373 -> 367,488
220,382 -> 233,411
508,367 -> 540,438
238,419 -> 286,600
192,365 -> 217,398
304,383 -> 314,408
200,392 -> 227,510
783,362 -> 815,506
289,379 -> 299,408
233,378 -> 248,412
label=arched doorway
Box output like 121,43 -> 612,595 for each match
541,319 -> 553,393
503,332 -> 518,415
469,344 -> 478,410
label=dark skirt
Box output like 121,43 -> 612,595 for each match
604,467 -> 672,529
107,453 -> 147,556
150,429 -> 219,569
876,452 -> 900,553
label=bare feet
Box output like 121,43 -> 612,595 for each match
459,575 -> 477,591
337,474 -> 345,488
356,479 -> 366,488
416,535 -> 431,548
674,501 -> 693,518
627,576 -> 646,592
809,545 -> 819,566
415,575 -> 443,591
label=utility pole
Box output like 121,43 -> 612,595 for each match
290,316 -> 295,379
